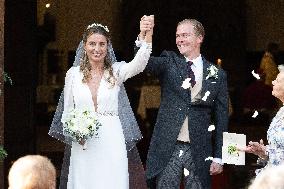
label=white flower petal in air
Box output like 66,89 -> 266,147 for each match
251,70 -> 260,80
278,65 -> 284,72
208,125 -> 215,132
205,156 -> 213,161
181,78 -> 191,89
184,168 -> 189,177
202,91 -> 211,101
179,150 -> 183,157
252,110 -> 259,118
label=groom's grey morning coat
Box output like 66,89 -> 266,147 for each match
145,51 -> 228,188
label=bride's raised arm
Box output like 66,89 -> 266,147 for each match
117,15 -> 154,83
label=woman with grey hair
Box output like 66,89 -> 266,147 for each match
243,65 -> 284,175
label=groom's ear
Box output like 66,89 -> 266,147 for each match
197,35 -> 204,44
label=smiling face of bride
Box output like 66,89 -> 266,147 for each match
81,25 -> 115,86
84,33 -> 108,66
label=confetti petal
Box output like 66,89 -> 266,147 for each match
184,168 -> 189,177
181,78 -> 191,89
252,110 -> 258,118
205,157 -> 213,161
179,150 -> 183,157
208,125 -> 215,132
278,65 -> 284,72
251,70 -> 260,80
202,91 -> 211,101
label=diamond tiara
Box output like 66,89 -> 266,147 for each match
87,23 -> 109,32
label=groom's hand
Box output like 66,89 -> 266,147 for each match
139,15 -> 154,40
209,162 -> 223,175
144,15 -> 154,42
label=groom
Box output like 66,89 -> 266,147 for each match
137,17 -> 228,188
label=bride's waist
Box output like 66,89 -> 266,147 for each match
95,111 -> 118,116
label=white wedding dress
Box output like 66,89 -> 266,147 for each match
62,42 -> 152,189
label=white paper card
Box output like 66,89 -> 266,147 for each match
222,132 -> 246,165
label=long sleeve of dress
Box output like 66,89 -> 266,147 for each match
62,67 -> 75,115
116,41 -> 152,83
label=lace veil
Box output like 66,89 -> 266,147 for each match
48,24 -> 147,189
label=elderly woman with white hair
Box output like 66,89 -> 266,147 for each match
243,65 -> 284,175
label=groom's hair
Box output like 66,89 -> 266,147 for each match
177,19 -> 205,39
8,155 -> 56,189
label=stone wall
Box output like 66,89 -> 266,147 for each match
37,0 -> 123,86
246,0 -> 284,50
0,0 -> 4,188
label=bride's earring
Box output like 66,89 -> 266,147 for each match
83,50 -> 89,64
80,50 -> 86,63
84,50 -> 87,58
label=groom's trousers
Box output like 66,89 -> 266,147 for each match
156,141 -> 203,189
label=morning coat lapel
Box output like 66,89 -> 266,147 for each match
200,57 -> 211,99
174,55 -> 191,101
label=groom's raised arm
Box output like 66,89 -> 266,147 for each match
135,15 -> 170,76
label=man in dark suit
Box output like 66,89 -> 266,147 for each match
138,17 -> 229,188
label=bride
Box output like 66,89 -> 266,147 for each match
49,17 -> 153,189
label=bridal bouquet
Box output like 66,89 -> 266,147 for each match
61,108 -> 101,147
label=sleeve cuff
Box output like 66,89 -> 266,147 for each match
135,37 -> 143,47
213,158 -> 223,165
136,39 -> 152,49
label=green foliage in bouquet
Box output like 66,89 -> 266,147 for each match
0,71 -> 12,160
3,71 -> 12,85
0,146 -> 7,161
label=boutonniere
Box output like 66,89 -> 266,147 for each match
206,65 -> 218,80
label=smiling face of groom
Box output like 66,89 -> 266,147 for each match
175,19 -> 204,59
